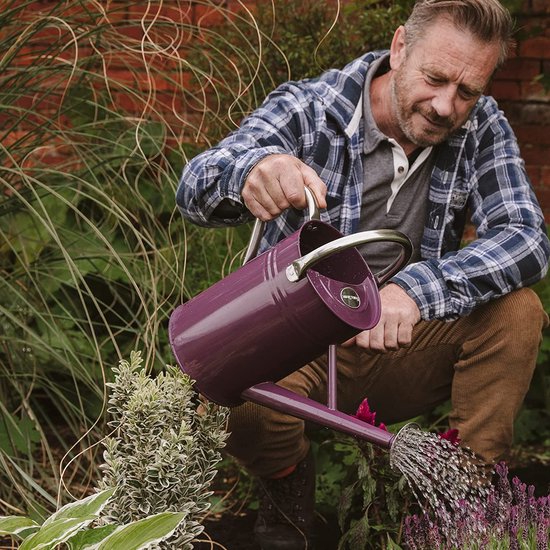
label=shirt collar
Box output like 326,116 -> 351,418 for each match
362,53 -> 391,155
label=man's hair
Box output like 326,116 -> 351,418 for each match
404,0 -> 514,66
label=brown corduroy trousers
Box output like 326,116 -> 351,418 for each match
225,288 -> 548,478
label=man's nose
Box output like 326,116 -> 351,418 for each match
431,87 -> 455,118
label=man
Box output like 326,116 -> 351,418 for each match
177,0 -> 550,548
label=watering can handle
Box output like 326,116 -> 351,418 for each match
286,229 -> 413,287
243,187 -> 321,264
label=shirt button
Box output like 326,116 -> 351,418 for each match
398,166 -> 405,174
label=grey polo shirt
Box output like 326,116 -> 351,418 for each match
358,54 -> 435,276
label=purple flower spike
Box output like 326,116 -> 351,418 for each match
494,461 -> 512,506
535,512 -> 549,550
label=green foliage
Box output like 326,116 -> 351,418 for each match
0,487 -> 187,550
0,0 -> 547,542
325,434 -> 412,549
0,0 -> 246,513
0,0 -> 414,514
513,273 -> 550,454
189,0 -> 414,142
98,351 -> 229,549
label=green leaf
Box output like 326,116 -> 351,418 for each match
346,513 -> 370,549
0,410 -> 41,456
0,516 -> 40,538
86,512 -> 185,550
385,533 -> 403,549
19,515 -> 97,550
44,489 -> 115,526
337,482 -> 358,531
66,524 -> 118,550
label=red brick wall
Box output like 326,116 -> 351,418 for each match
6,0 -> 550,220
487,0 -> 550,220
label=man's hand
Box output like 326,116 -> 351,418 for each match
242,154 -> 327,221
344,283 -> 421,352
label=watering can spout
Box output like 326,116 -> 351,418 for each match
241,383 -> 395,450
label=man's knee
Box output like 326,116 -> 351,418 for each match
492,287 -> 546,324
476,288 -> 547,349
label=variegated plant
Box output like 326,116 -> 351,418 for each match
97,351 -> 229,549
0,488 -> 186,550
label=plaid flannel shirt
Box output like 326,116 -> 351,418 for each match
177,51 -> 549,321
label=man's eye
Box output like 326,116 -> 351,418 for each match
459,89 -> 479,100
426,75 -> 442,85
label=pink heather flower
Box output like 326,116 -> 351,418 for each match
354,398 -> 388,431
438,428 -> 461,446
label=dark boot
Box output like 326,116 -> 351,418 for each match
254,449 -> 316,549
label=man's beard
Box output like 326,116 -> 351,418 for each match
390,69 -> 460,147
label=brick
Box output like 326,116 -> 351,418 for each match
533,187 -> 550,219
501,102 -> 550,125
519,143 -> 549,165
164,4 -> 194,22
494,58 -> 541,81
519,36 -> 550,59
98,3 -> 128,24
541,165 -> 550,186
515,125 -> 550,146
489,80 -> 521,101
106,68 -> 140,87
193,2 -> 228,27
110,92 -> 143,114
525,165 -> 542,184
128,3 -> 194,22
115,24 -> 144,41
520,79 -> 550,101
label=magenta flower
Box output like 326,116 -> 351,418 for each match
354,398 -> 387,431
438,428 -> 461,446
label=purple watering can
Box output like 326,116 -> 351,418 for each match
169,189 -> 412,449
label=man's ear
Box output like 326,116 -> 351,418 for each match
389,25 -> 407,70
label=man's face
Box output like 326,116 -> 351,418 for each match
389,17 -> 501,147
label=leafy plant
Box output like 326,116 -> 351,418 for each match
331,400 -> 414,549
189,0 -> 414,143
98,350 -> 229,549
0,0 -> 244,514
0,487 -> 187,550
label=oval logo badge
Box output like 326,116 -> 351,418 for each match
340,287 -> 361,309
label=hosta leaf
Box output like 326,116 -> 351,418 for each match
44,488 -> 115,526
19,515 -> 96,550
0,516 -> 40,538
86,512 -> 185,550
66,524 -> 118,550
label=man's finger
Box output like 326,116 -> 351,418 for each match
300,164 -> 327,209
397,322 -> 414,348
367,326 -> 392,351
243,194 -> 277,221
341,336 -> 357,347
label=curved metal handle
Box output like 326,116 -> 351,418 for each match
286,229 -> 413,286
243,187 -> 320,264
